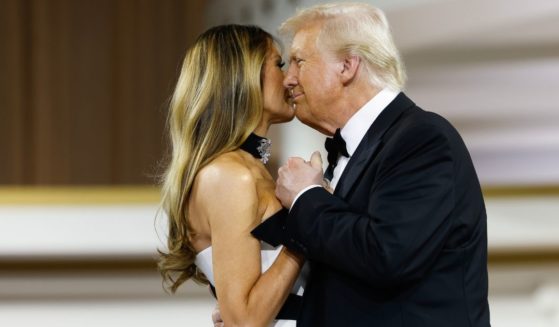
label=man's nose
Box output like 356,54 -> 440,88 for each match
283,66 -> 298,89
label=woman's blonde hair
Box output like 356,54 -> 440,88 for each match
279,2 -> 406,90
158,25 -> 273,293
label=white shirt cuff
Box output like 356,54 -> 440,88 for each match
290,185 -> 323,211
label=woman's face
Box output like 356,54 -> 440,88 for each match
262,44 -> 295,124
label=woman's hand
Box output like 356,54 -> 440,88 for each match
212,303 -> 224,327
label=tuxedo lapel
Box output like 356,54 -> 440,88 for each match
335,93 -> 415,198
334,139 -> 380,198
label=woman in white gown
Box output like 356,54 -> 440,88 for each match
158,25 -> 306,326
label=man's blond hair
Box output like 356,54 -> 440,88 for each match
280,2 -> 406,90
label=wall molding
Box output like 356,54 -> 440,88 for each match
1,185 -> 558,205
1,250 -> 558,272
483,185 -> 559,198
0,186 -> 160,204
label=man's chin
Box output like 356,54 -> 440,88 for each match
295,114 -> 331,136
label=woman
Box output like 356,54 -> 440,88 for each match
158,25 -> 305,327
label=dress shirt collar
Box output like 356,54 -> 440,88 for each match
340,87 -> 400,156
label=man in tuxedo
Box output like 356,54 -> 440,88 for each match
265,3 -> 490,326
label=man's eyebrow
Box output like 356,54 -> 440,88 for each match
289,45 -> 300,57
289,52 -> 302,61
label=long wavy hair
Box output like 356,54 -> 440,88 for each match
158,25 -> 273,293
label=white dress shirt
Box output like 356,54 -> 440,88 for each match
290,88 -> 400,209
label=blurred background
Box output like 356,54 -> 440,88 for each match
1,0 -> 558,326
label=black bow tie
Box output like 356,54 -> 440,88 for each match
324,128 -> 349,168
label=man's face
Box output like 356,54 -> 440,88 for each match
284,24 -> 342,135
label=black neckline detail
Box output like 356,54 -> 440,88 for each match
240,133 -> 271,164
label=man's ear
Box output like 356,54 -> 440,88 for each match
340,55 -> 360,85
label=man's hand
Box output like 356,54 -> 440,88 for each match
276,151 -> 324,208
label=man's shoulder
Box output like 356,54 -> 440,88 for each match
397,104 -> 459,138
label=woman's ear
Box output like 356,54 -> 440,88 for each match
340,55 -> 360,85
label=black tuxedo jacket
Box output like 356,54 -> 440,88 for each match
254,93 -> 490,326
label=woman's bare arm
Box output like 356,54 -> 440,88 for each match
193,159 -> 303,327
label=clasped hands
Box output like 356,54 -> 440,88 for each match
275,151 -> 333,209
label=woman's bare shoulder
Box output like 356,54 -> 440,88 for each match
192,151 -> 261,227
193,151 -> 258,204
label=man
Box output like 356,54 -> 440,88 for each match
260,3 -> 490,326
